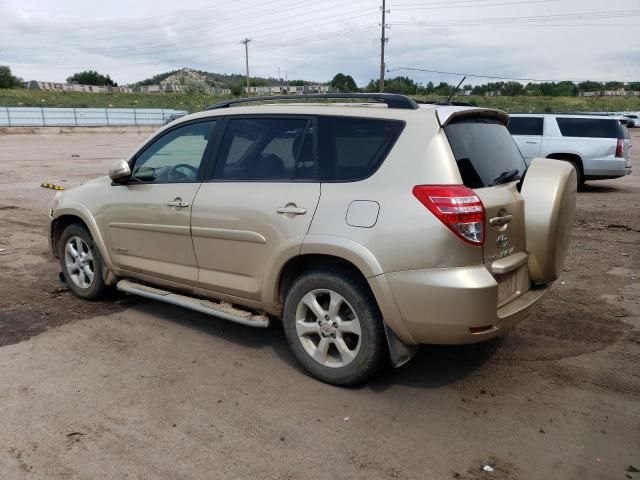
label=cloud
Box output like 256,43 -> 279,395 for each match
1,0 -> 638,85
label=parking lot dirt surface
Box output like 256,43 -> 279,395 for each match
0,130 -> 639,479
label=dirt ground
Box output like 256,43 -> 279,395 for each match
0,129 -> 638,480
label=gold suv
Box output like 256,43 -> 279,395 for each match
49,94 -> 576,385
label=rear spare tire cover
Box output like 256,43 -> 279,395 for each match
520,158 -> 577,284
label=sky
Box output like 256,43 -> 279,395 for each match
1,0 -> 639,87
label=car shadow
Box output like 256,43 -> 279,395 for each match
128,300 -> 300,369
367,339 -> 503,392
579,183 -> 620,193
128,300 -> 502,391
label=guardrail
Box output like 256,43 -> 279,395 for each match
0,107 -> 188,127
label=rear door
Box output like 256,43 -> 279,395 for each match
190,116 -> 320,302
444,117 -> 528,304
507,115 -> 543,163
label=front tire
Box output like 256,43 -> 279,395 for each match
58,223 -> 109,300
282,266 -> 386,386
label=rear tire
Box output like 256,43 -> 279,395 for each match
58,223 -> 109,300
566,161 -> 584,188
282,266 -> 386,386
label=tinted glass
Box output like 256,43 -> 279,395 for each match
507,116 -> 543,136
131,120 -> 217,183
444,118 -> 527,189
556,117 -> 624,139
317,116 -> 404,181
213,118 -> 311,181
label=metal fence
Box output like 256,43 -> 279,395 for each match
0,107 -> 188,127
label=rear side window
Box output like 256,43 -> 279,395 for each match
444,118 -> 527,189
556,117 -> 623,139
212,117 -> 313,181
507,116 -> 543,136
317,116 -> 404,181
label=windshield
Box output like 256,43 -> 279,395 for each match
444,118 -> 527,189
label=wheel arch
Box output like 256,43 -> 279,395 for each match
50,208 -> 117,283
275,253 -> 417,368
546,152 -> 583,178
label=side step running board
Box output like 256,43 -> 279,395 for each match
116,279 -> 270,328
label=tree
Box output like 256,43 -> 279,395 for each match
0,66 -> 22,89
502,81 -> 524,96
331,73 -> 358,93
183,78 -> 208,94
66,70 -> 117,86
577,80 -> 604,92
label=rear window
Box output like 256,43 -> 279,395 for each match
507,116 -> 543,136
444,118 -> 527,189
317,116 -> 404,181
556,117 -> 624,139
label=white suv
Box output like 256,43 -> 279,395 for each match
508,113 -> 632,186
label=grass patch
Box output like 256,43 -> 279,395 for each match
1,89 -> 638,113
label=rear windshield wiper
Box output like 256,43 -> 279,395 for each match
490,169 -> 520,186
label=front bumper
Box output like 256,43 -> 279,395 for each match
375,265 -> 548,345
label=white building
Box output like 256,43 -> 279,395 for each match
244,84 -> 331,95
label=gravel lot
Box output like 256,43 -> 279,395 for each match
0,129 -> 638,479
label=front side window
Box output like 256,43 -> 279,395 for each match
508,116 -> 543,136
131,120 -> 217,183
212,117 -> 312,181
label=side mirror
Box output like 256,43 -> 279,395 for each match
109,159 -> 131,182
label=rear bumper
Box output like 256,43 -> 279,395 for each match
371,265 -> 548,345
582,156 -> 631,179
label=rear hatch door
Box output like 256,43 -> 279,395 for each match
442,113 -> 529,304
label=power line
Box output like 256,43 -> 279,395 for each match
387,66 -> 615,83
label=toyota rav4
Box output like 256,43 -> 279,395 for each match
49,94 -> 576,385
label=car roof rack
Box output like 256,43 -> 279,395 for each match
205,93 -> 419,110
416,100 -> 474,107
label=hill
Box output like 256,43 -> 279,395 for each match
135,68 -> 317,89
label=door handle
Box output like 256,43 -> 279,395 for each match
277,206 -> 307,215
525,141 -> 538,144
167,200 -> 190,208
490,214 -> 513,227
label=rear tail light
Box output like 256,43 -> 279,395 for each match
412,185 -> 485,246
616,139 -> 624,158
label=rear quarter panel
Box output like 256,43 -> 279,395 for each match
306,109 -> 483,274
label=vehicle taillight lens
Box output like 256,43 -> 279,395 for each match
412,185 -> 485,246
616,139 -> 624,158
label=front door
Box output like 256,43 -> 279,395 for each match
191,116 -> 320,301
100,120 -> 218,284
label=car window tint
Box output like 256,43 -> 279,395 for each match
213,118 -> 310,181
131,120 -> 217,183
556,117 -> 623,139
294,126 -> 316,180
317,116 -> 404,181
507,116 -> 543,136
445,118 -> 527,189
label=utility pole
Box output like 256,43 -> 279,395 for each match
379,0 -> 389,93
241,38 -> 253,96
